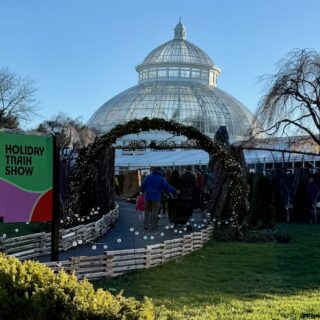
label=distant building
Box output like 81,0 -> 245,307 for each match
88,21 -> 254,168
87,21 -> 320,171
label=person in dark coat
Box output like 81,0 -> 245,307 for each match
175,166 -> 196,224
158,169 -> 172,218
141,167 -> 176,230
168,170 -> 181,223
194,171 -> 205,209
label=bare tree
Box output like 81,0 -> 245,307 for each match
254,49 -> 320,145
0,68 -> 38,128
37,113 -> 96,206
37,112 -> 96,151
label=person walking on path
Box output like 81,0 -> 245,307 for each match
141,167 -> 176,230
195,171 -> 205,210
135,192 -> 145,222
158,169 -> 172,218
168,169 -> 181,223
179,166 -> 196,221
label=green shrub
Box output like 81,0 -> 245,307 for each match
0,254 -> 154,320
250,174 -> 275,228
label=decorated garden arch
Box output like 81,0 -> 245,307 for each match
65,118 -> 248,230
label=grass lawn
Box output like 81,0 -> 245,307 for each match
93,224 -> 320,319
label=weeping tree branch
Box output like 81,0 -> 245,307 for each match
254,49 -> 320,146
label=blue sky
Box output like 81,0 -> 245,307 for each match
1,0 -> 320,128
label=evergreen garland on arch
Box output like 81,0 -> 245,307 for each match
65,117 -> 247,229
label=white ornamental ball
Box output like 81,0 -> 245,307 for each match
213,218 -> 216,222
25,221 -> 30,225
135,231 -> 139,236
67,216 -> 71,220
158,214 -> 161,218
87,217 -> 90,220
201,224 -> 205,227
143,235 -> 148,240
165,225 -> 170,230
92,245 -> 97,250
77,218 -> 81,221
174,229 -> 178,233
198,225 -> 201,229
129,227 -> 134,232
183,227 -> 187,231
217,222 -> 221,225
186,222 -> 190,225
77,239 -> 83,245
94,211 -> 98,215
15,228 -> 19,233
225,221 -> 229,225
170,224 -> 174,229
178,230 -> 182,234
72,241 -> 77,247
81,218 -> 84,222
103,245 -> 108,250
60,220 -> 64,224
117,238 -> 122,243
150,235 -> 155,240
203,219 -> 207,223
160,232 -> 165,236
90,212 -> 93,215
97,207 -> 100,210
193,224 -> 197,227
191,218 -> 195,222
75,214 -> 79,218
2,233 -> 6,238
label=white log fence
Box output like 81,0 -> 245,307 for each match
44,225 -> 214,280
0,204 -> 119,260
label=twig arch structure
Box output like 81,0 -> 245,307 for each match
67,118 -> 247,226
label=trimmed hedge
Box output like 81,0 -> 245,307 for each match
0,254 -> 153,320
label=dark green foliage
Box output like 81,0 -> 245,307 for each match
0,254 -> 153,320
292,177 -> 313,222
250,174 -> 275,228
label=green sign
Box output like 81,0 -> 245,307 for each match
0,132 -> 53,222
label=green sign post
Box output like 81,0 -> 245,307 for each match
0,132 -> 53,222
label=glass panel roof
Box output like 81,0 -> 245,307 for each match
88,81 -> 253,140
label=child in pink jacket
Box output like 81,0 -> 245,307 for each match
135,192 -> 145,222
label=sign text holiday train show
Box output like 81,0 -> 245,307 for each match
0,132 -> 53,222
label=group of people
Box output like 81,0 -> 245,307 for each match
136,166 -> 205,230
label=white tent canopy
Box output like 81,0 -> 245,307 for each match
115,149 -> 209,168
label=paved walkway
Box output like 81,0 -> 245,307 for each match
39,200 -> 209,262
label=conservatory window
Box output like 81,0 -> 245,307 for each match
149,68 -> 157,78
168,67 -> 179,77
180,68 -> 190,78
158,68 -> 167,77
191,69 -> 200,78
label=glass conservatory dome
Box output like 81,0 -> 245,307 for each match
88,20 -> 253,142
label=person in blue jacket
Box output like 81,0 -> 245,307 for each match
141,167 -> 176,230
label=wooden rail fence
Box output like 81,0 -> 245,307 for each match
44,225 -> 214,280
0,204 -> 119,260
